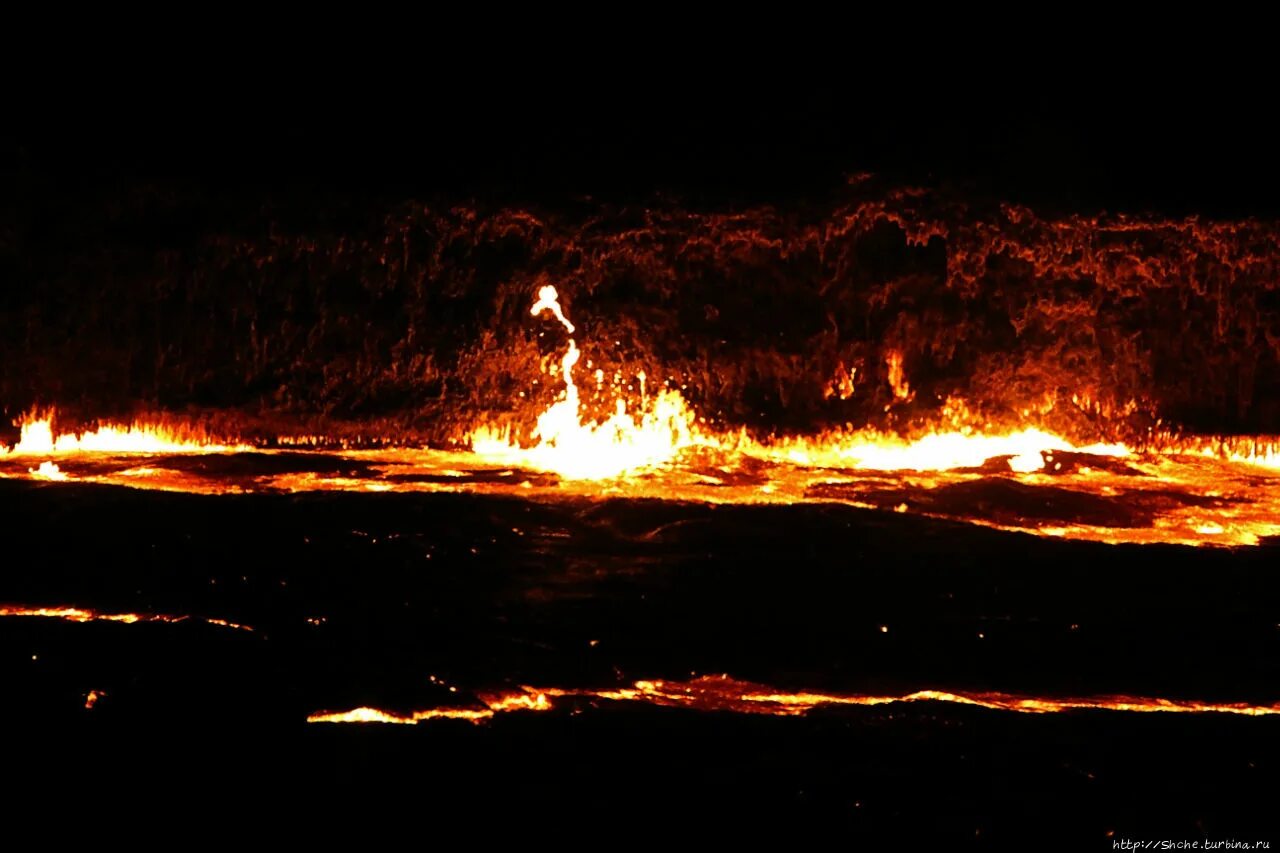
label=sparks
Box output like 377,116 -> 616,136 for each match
307,690 -> 551,725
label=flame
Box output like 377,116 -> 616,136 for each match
307,707 -> 423,725
205,617 -> 255,632
472,287 -> 1136,481
472,285 -> 702,479
740,428 -> 1129,474
530,284 -> 575,333
886,350 -> 912,401
84,690 -> 104,709
308,675 -> 1280,725
29,460 -> 68,480
0,604 -> 254,631
0,606 -> 148,624
7,285 -> 1280,546
307,689 -> 552,725
10,416 -> 248,455
480,287 -> 1139,480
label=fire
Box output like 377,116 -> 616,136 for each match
307,689 -> 551,725
0,604 -> 254,631
886,350 -> 912,401
9,416 -> 248,455
472,285 -> 702,479
0,606 -> 148,624
530,284 -> 575,333
307,675 -> 1280,725
741,427 -> 1129,474
29,460 -> 68,481
472,286 -> 1136,481
6,284 -> 1280,546
307,707 -> 423,725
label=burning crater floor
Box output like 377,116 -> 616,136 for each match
2,475 -> 1279,837
3,435 -> 1280,548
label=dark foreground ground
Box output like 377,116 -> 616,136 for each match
2,479 -> 1278,842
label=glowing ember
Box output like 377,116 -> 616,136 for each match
84,690 -> 104,709
0,605 -> 254,631
307,675 -> 1280,725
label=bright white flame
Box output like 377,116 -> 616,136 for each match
475,287 -> 1140,480
29,460 -> 68,481
474,286 -> 701,479
751,428 -> 1129,473
531,285 -> 575,333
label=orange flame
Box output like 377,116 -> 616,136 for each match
0,605 -> 253,631
10,416 -> 249,455
472,285 -> 701,478
307,675 -> 1280,725
307,690 -> 551,725
886,350 -> 912,402
7,285 -> 1280,547
530,284 -> 575,334
472,287 -> 1137,480
472,287 -> 1142,480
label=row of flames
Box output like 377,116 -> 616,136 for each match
4,285 -> 1279,485
306,674 -> 1280,724
477,286 -> 1137,478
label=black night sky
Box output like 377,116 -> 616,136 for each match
6,44 -> 1279,215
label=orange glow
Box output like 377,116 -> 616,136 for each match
84,690 -> 104,709
530,284 -> 575,333
7,285 -> 1280,547
471,286 -> 1136,480
205,618 -> 255,632
471,285 -> 701,479
307,689 -> 552,725
307,675 -> 1280,725
736,427 -> 1130,474
0,606 -> 147,624
886,350 -> 912,401
6,402 -> 1280,548
0,604 -> 253,631
29,460 -> 68,481
306,707 -> 423,725
10,415 -> 249,455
